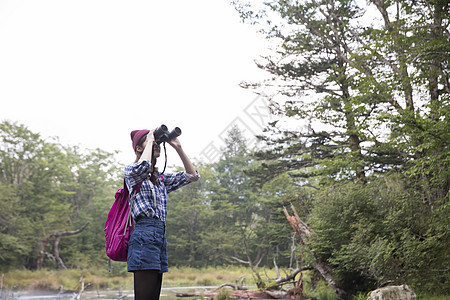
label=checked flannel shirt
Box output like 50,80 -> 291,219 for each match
124,160 -> 200,223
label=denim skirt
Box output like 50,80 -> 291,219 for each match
127,217 -> 168,273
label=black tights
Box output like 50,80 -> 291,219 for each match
134,270 -> 163,300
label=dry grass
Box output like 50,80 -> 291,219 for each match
3,267 -> 448,300
1,266 -> 256,292
162,266 -> 256,287
2,268 -> 133,292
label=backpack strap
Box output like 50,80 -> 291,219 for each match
124,180 -> 144,236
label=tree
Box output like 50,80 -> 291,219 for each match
62,147 -> 122,268
0,183 -> 29,269
0,121 -> 74,269
0,121 -> 121,270
167,126 -> 299,275
230,0 -> 449,296
166,164 -> 213,267
167,126 -> 253,267
234,0 -> 449,182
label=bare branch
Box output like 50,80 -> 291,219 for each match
50,222 -> 90,238
47,222 -> 90,269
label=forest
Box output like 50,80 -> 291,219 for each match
1,0 -> 449,298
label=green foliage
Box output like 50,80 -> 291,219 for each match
307,174 -> 449,294
230,0 -> 449,296
1,113 -> 449,298
2,11 -> 450,290
0,183 -> 30,268
0,121 -> 121,271
167,125 -> 297,269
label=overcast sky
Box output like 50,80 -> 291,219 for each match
0,0 -> 271,167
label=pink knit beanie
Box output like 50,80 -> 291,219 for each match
130,129 -> 150,151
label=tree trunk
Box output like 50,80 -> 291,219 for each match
283,204 -> 347,299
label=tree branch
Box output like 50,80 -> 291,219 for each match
48,222 -> 90,269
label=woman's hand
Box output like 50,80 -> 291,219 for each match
167,137 -> 182,150
167,137 -> 196,175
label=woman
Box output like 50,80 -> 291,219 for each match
124,128 -> 199,299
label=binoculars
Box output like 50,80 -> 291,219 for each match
154,125 -> 181,144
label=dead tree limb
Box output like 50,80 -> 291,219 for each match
266,254 -> 313,289
218,275 -> 247,290
284,204 -> 347,299
231,226 -> 267,288
48,222 -> 90,269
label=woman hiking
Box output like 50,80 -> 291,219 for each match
125,127 -> 200,299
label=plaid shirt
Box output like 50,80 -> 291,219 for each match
124,160 -> 200,223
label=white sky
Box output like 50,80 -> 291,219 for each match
0,0 -> 270,167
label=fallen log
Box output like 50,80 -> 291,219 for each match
174,291 -> 198,297
203,289 -> 281,299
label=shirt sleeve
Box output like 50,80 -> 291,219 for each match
124,160 -> 151,191
162,170 -> 200,194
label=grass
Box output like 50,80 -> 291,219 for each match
416,296 -> 450,300
164,266 -> 257,287
1,267 -> 449,300
0,266 -> 257,293
1,268 -> 128,292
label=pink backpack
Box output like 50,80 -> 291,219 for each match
104,180 -> 142,262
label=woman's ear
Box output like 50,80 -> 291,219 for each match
136,145 -> 144,153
